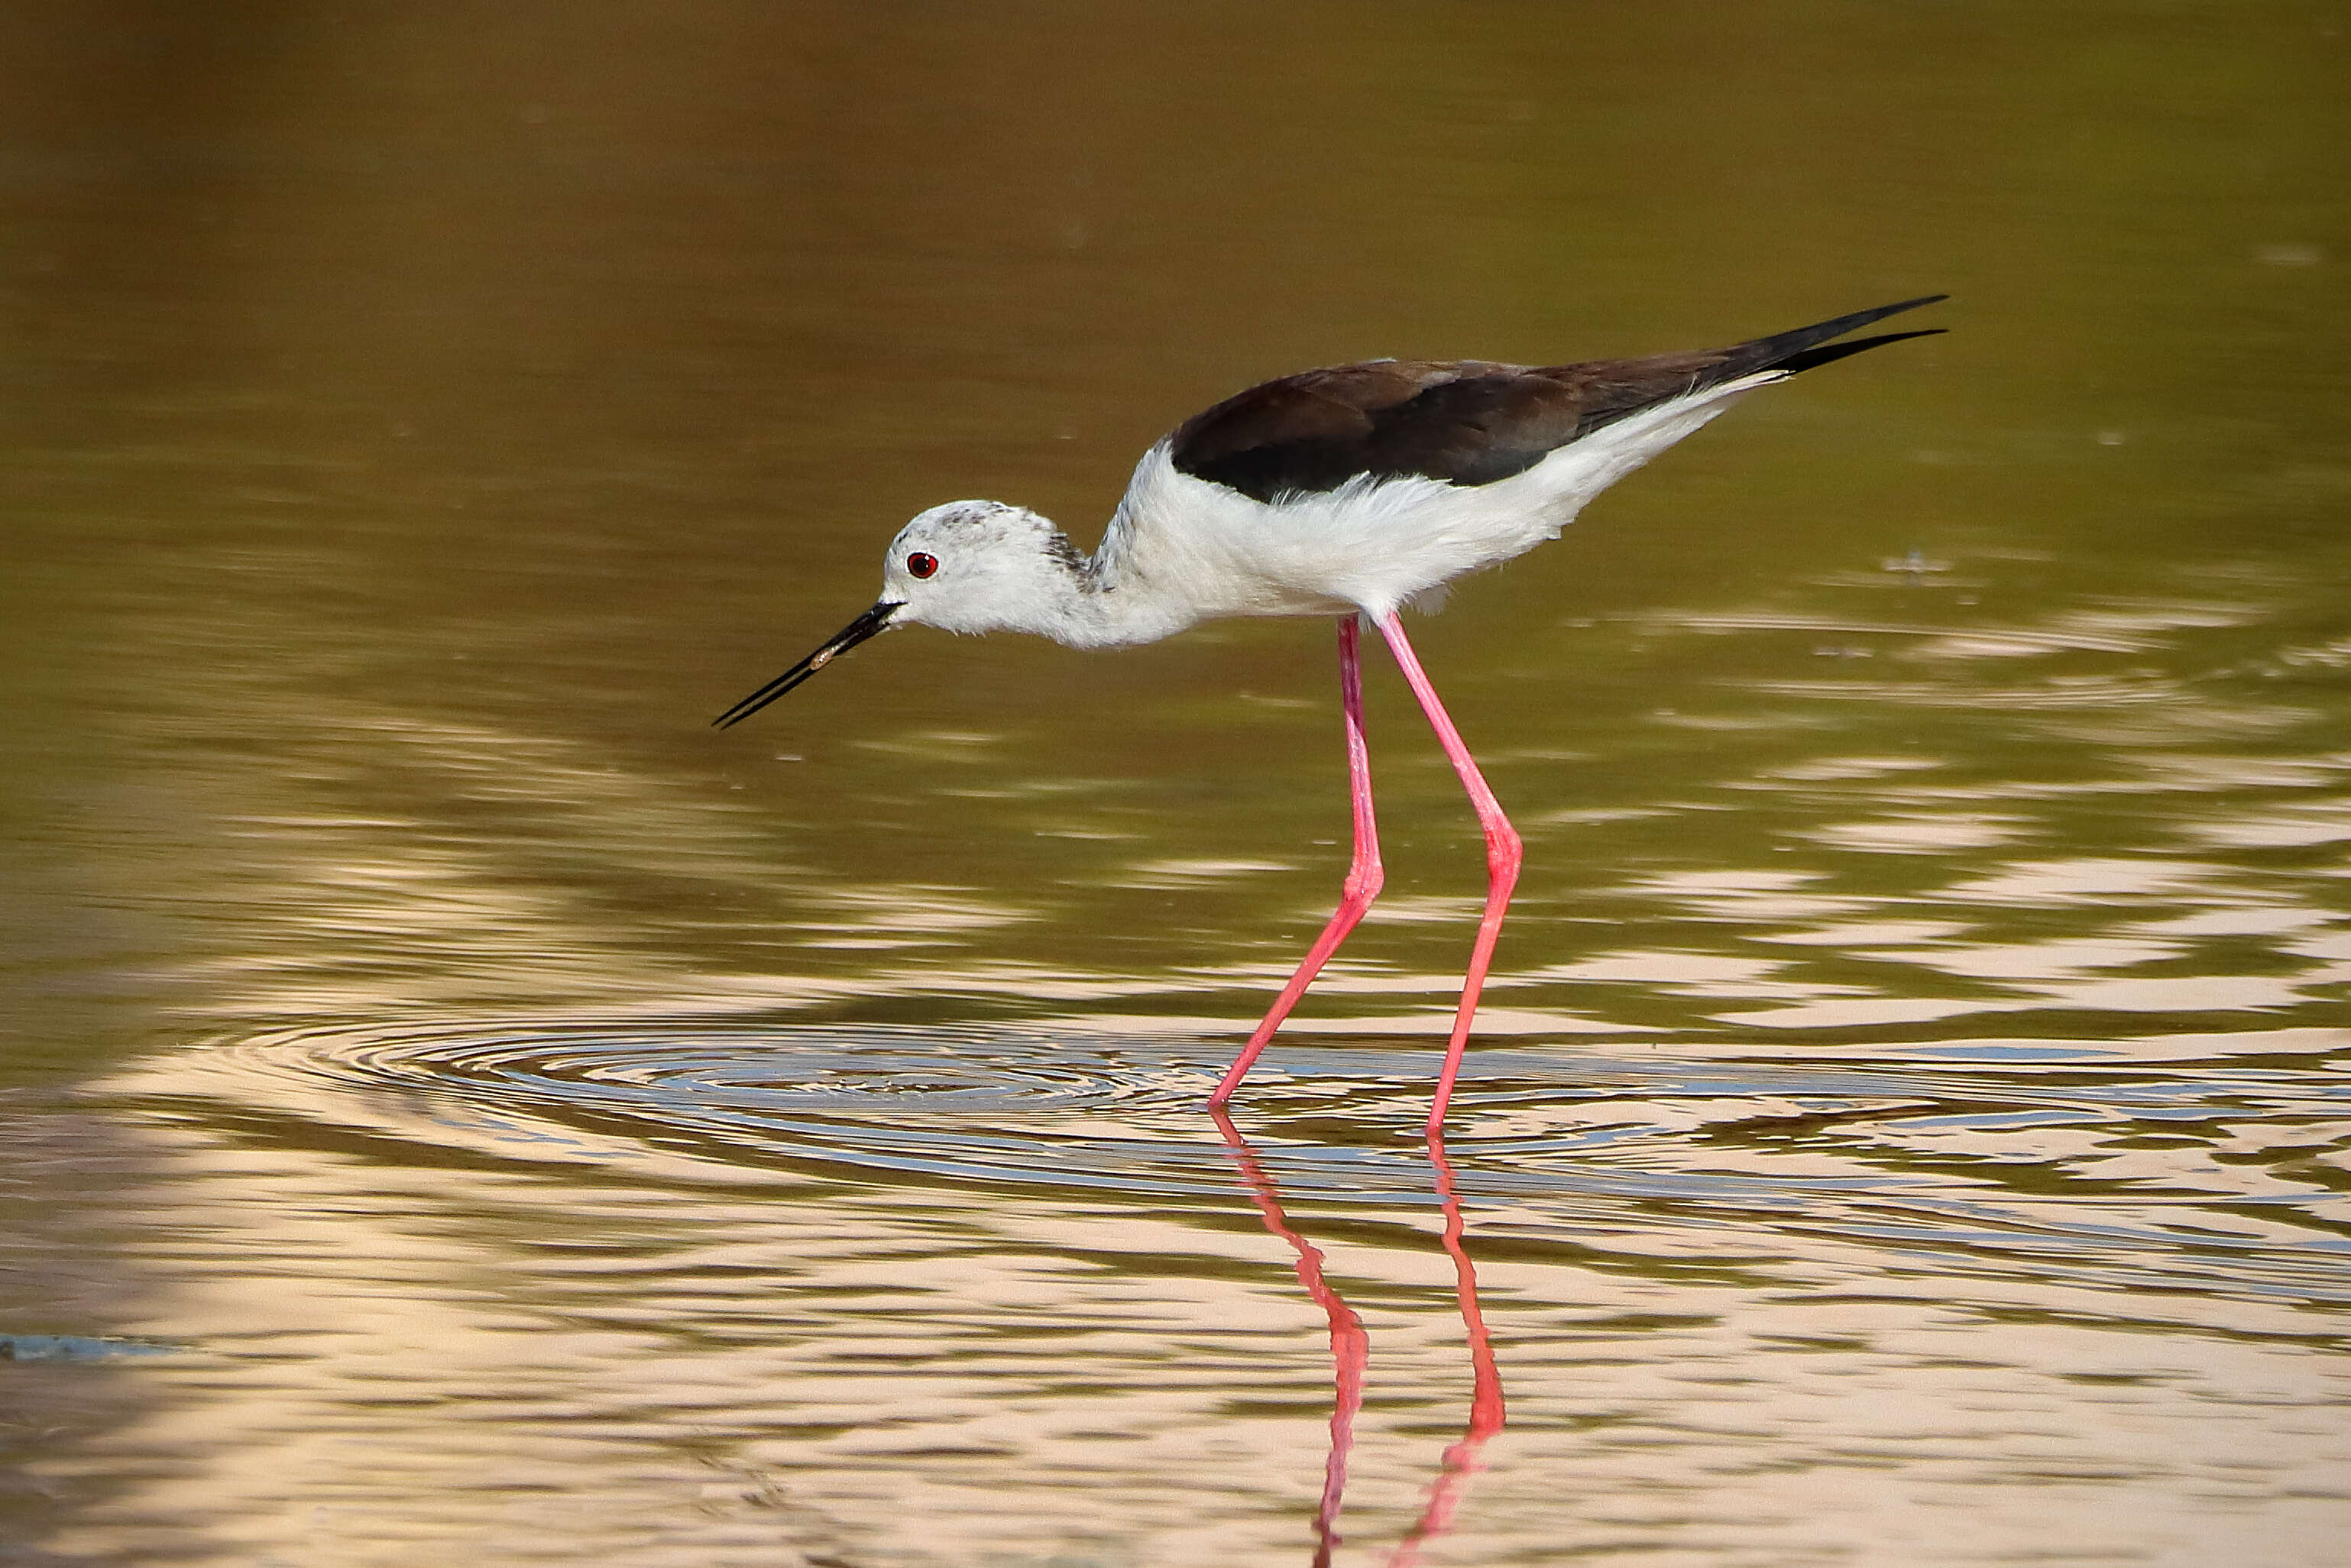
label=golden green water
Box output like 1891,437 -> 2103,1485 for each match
5,4 -> 2349,1563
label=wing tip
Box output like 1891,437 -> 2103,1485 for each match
1774,326 -> 1948,376
1734,295 -> 1948,378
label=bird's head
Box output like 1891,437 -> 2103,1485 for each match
713,500 -> 1083,728
876,501 -> 1083,636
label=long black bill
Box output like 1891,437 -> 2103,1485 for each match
712,600 -> 900,729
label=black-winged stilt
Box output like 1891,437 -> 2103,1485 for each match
716,296 -> 1945,1135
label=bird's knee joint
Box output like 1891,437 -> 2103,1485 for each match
1486,830 -> 1523,877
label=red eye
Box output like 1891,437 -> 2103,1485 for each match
906,552 -> 938,579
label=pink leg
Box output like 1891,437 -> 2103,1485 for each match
1210,615 -> 1384,1107
1371,612 -> 1523,1139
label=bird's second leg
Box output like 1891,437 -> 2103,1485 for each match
1372,611 -> 1523,1139
1210,614 -> 1385,1108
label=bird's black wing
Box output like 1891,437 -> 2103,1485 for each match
1168,295 -> 1945,504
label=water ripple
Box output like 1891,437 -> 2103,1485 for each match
130,1017 -> 2351,1319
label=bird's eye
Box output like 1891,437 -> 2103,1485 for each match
905,552 -> 939,579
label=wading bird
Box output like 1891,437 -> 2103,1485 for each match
716,296 -> 1945,1135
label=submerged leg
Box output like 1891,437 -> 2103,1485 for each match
1371,612 -> 1522,1139
1210,614 -> 1384,1108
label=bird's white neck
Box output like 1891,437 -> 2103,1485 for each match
1016,524 -> 1202,649
889,504 -> 1197,650
888,455 -> 1355,650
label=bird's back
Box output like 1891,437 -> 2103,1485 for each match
1167,297 -> 1944,507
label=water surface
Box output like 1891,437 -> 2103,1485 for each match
4,3 -> 2348,1563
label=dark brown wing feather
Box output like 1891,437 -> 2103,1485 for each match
1169,296 -> 1945,504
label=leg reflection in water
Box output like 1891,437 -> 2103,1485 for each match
1212,1106 -> 1369,1566
1210,1110 -> 1507,1564
1384,1128 -> 1507,1567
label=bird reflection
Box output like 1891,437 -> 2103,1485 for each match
1210,1109 -> 1506,1563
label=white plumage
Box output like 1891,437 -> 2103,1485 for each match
882,368 -> 1783,647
